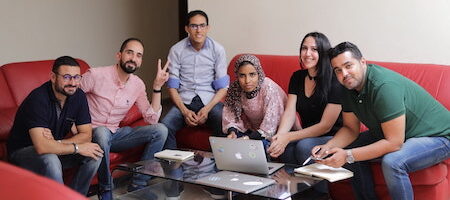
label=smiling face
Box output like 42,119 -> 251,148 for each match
117,40 -> 144,74
52,65 -> 81,97
300,36 -> 319,70
331,51 -> 367,91
238,63 -> 259,93
185,14 -> 209,49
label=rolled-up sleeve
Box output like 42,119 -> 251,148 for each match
212,45 -> 229,90
135,84 -> 162,124
167,46 -> 181,89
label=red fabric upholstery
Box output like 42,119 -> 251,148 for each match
0,59 -> 147,187
0,161 -> 87,200
175,55 -> 450,200
175,54 -> 302,150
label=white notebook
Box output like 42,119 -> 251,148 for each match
294,163 -> 353,182
154,149 -> 194,161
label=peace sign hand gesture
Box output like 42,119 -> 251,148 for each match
153,59 -> 169,90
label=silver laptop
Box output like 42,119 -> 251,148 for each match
195,170 -> 276,194
209,136 -> 284,175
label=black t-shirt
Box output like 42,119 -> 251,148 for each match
7,81 -> 91,156
288,70 -> 343,136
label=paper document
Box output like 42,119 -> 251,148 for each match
294,163 -> 353,182
154,149 -> 194,161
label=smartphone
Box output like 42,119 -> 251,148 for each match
116,163 -> 144,171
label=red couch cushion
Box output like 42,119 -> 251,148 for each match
1,59 -> 89,105
0,161 -> 87,200
228,54 -> 301,93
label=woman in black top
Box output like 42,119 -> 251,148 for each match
268,32 -> 344,166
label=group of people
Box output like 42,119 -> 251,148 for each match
6,9 -> 449,200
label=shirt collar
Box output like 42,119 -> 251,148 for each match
185,37 -> 210,50
351,65 -> 372,98
46,80 -> 73,104
113,64 -> 127,88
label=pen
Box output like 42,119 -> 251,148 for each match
302,148 -> 321,166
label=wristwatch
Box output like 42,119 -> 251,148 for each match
346,149 -> 355,164
72,143 -> 79,154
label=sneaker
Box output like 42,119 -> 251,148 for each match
127,184 -> 146,192
202,187 -> 227,200
97,190 -> 112,200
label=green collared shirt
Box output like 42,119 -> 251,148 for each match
342,64 -> 450,139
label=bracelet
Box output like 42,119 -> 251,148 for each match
153,89 -> 162,93
72,143 -> 79,154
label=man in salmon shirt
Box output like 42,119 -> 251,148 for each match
80,38 -> 169,200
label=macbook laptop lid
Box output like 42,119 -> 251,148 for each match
209,136 -> 284,175
195,170 -> 276,194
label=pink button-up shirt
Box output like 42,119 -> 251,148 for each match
80,65 -> 161,133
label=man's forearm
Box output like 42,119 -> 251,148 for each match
30,128 -> 80,155
203,88 -> 227,111
168,88 -> 189,113
326,126 -> 359,148
150,87 -> 162,112
61,124 -> 92,144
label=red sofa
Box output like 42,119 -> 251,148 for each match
0,161 -> 88,200
176,54 -> 450,200
0,59 -> 147,186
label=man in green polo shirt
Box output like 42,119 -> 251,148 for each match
312,42 -> 449,200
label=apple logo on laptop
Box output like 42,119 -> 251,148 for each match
234,152 -> 243,160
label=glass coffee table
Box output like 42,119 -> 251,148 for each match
113,150 -> 324,200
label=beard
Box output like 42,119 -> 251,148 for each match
55,83 -> 77,96
120,60 -> 138,74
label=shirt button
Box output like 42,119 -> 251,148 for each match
358,100 -> 363,103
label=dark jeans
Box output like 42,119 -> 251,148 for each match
93,124 -> 168,191
162,95 -> 224,149
344,131 -> 450,200
10,146 -> 101,195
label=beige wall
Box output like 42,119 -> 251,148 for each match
189,0 -> 450,65
0,0 -> 179,94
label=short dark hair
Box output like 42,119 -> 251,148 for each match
52,56 -> 80,73
186,10 -> 209,25
328,41 -> 363,61
119,37 -> 144,52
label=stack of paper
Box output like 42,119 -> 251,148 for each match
154,149 -> 194,161
294,163 -> 353,182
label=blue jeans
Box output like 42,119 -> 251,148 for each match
279,136 -> 333,165
346,131 -> 450,200
9,145 -> 101,195
279,136 -> 332,193
162,95 -> 224,149
93,123 -> 168,191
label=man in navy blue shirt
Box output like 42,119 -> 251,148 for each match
7,56 -> 104,196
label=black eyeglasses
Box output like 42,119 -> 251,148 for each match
55,73 -> 82,82
188,23 -> 207,30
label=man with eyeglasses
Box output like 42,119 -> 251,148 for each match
7,56 -> 104,196
80,38 -> 169,200
162,10 -> 229,150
